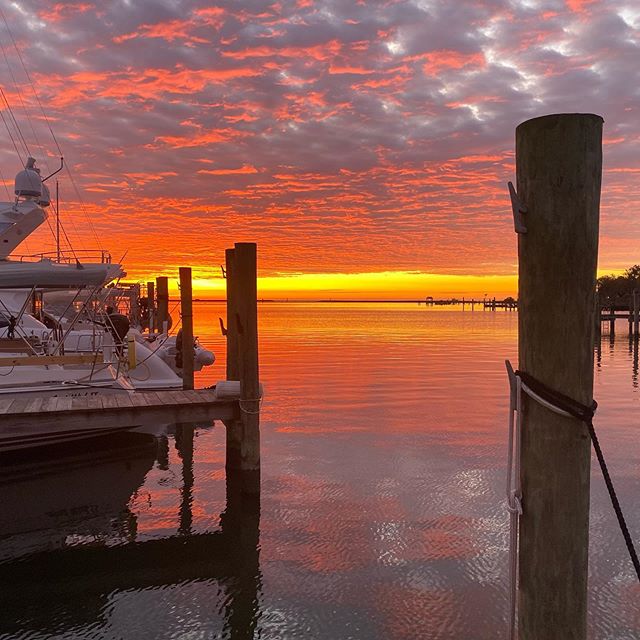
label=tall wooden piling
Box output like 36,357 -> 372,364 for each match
634,290 -> 639,336
234,242 -> 260,494
225,248 -> 242,471
225,249 -> 240,381
223,243 -> 260,493
516,114 -> 602,640
179,267 -> 194,391
156,276 -> 169,333
147,281 -> 155,332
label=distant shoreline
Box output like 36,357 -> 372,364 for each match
170,298 -> 496,304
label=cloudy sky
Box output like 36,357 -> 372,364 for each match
0,0 -> 638,297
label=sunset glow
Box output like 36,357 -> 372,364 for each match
1,1 -> 638,298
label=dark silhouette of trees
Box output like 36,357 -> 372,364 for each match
597,265 -> 640,307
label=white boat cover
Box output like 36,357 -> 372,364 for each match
0,259 -> 124,288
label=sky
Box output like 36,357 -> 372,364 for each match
0,0 -> 638,298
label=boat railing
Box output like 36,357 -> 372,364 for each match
13,250 -> 113,264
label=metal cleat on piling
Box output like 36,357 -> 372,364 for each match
508,181 -> 527,234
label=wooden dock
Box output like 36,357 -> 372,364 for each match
597,291 -> 640,336
0,242 -> 262,495
0,388 -> 238,433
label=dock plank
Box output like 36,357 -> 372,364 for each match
0,387 -> 241,443
142,392 -> 164,406
0,398 -> 17,415
54,397 -> 73,411
23,397 -> 46,413
115,394 -> 134,409
84,396 -> 105,411
162,390 -> 184,405
99,394 -> 120,410
130,393 -> 150,407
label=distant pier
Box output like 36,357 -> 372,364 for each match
597,290 -> 640,337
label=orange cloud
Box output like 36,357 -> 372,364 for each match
38,66 -> 260,107
37,2 -> 93,22
153,127 -> 247,149
566,0 -> 598,13
221,40 -> 342,61
421,50 -> 486,74
197,165 -> 259,175
114,19 -> 209,44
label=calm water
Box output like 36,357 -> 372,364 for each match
0,303 -> 639,639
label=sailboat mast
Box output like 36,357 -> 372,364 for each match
56,179 -> 60,262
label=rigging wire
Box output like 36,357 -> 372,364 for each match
0,35 -> 51,175
0,85 -> 29,159
0,166 -> 10,199
0,95 -> 24,163
0,6 -> 103,252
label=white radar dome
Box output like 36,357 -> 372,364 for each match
14,158 -> 42,198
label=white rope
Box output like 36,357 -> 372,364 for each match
506,363 -> 522,640
505,360 -> 575,639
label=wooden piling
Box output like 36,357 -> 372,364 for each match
234,242 -> 260,494
147,281 -> 155,332
516,113 -> 602,640
179,267 -> 194,391
224,248 -> 242,471
634,290 -> 639,336
225,249 -> 239,381
156,276 -> 169,333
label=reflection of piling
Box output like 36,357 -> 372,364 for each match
179,267 -> 194,391
610,311 -> 615,337
221,472 -> 261,638
156,276 -> 169,333
516,114 -> 602,639
156,434 -> 169,470
175,423 -> 194,536
224,242 -> 260,495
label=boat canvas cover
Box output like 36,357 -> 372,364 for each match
0,260 -> 124,288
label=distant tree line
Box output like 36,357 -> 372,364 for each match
597,265 -> 640,307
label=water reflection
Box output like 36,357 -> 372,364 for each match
0,304 -> 638,639
0,429 -> 262,640
0,433 -> 157,562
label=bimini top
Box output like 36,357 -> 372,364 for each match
0,258 -> 125,289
